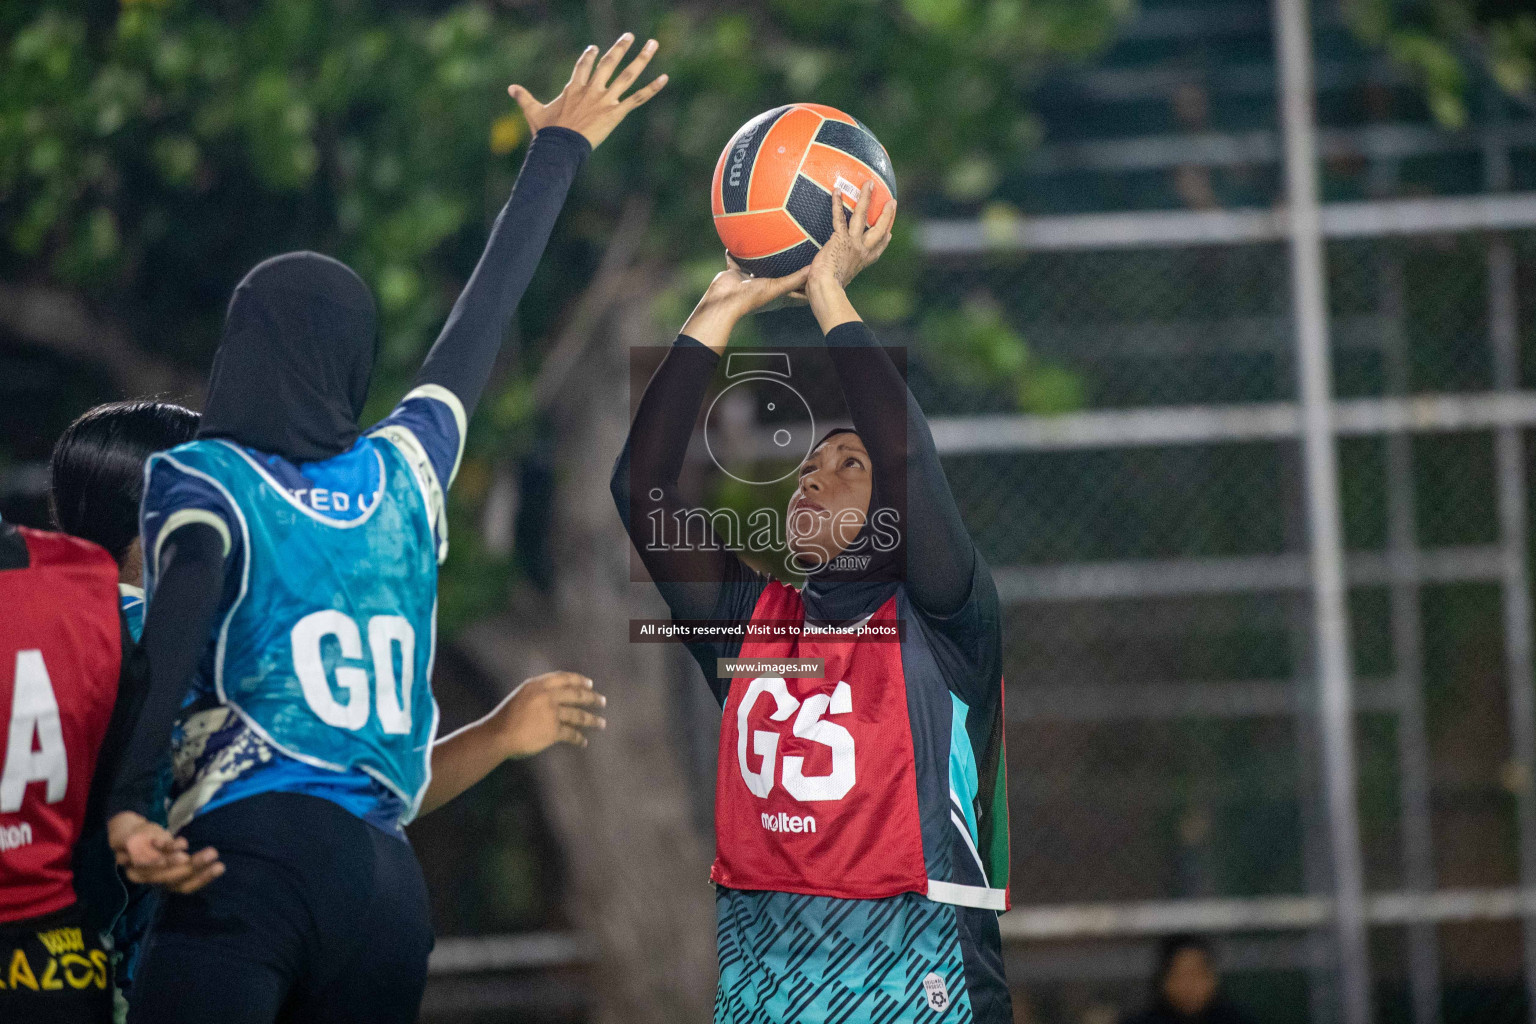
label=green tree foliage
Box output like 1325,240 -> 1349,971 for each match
1346,0 -> 1536,128
1,0 -> 1125,624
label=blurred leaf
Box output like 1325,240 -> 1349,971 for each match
919,294 -> 1083,414
979,200 -> 1021,246
919,296 -> 1027,393
1490,16 -> 1536,96
1018,360 -> 1085,415
903,0 -> 968,33
488,113 -> 523,155
1348,0 -> 1536,125
943,154 -> 1000,202
861,287 -> 914,321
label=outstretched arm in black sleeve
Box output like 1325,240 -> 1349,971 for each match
416,35 -> 669,417
106,523 -> 228,895
413,127 -> 589,415
822,320 -> 975,617
611,262 -> 810,623
802,183 -> 977,617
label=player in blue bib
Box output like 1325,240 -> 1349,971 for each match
53,401 -> 609,1022
101,37 -> 665,1024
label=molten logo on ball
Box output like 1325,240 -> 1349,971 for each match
728,123 -> 759,188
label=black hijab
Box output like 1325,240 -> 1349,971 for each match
798,427 -> 905,625
197,251 -> 378,463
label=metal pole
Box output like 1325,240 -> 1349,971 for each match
1484,96 -> 1536,1024
1490,232 -> 1536,1024
1280,432 -> 1338,1024
1272,0 -> 1373,1021
1362,142 -> 1442,1024
1366,136 -> 1440,1024
1291,595 -> 1342,1024
1379,253 -> 1442,1024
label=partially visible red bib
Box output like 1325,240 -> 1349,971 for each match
0,527 -> 121,924
711,582 -> 928,899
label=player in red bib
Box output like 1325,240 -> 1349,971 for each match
614,184 -> 1012,1022
0,519 -> 220,1023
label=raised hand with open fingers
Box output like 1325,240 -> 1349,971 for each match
507,34 -> 668,150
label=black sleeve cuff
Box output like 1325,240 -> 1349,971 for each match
824,320 -> 878,346
674,334 -> 722,362
531,125 -> 593,160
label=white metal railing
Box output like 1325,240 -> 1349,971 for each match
428,932 -> 592,975
922,190 -> 1536,254
1024,122 -> 1536,176
994,546 -> 1505,602
931,390 -> 1536,453
1002,888 -> 1536,940
425,886 -> 1536,972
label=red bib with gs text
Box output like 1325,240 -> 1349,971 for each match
711,582 -> 928,899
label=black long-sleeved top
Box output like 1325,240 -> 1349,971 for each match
611,320 -> 1002,708
416,126 -> 590,416
108,128 -> 589,819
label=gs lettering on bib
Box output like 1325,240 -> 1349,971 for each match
711,583 -> 928,900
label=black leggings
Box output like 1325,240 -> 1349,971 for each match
127,791 -> 433,1024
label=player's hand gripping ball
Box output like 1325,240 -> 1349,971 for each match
712,104 -> 896,277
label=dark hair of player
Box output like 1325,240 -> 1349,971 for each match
50,401 -> 200,562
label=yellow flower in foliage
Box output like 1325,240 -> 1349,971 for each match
489,114 -> 524,155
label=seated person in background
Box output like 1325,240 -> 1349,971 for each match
1123,935 -> 1256,1024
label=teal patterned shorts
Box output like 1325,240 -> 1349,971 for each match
714,887 -> 1011,1024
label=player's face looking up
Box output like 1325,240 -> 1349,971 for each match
786,431 -> 871,563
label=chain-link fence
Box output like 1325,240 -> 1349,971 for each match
910,147 -> 1536,1024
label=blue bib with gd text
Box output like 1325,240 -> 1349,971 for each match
147,438 -> 440,819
